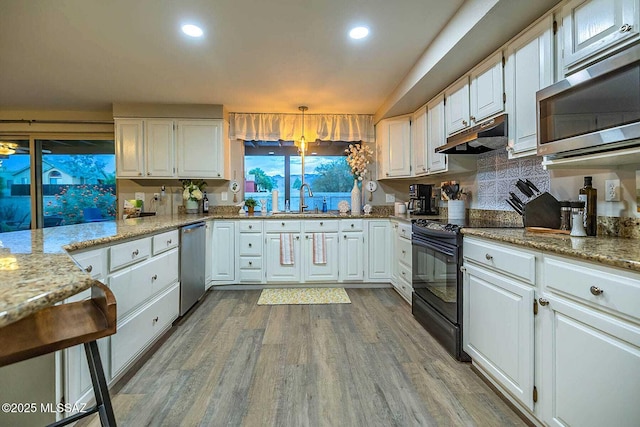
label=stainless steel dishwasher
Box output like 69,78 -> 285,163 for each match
179,222 -> 206,316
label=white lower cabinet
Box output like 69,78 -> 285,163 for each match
366,220 -> 391,281
211,220 -> 236,284
111,284 -> 179,378
392,221 -> 412,303
463,263 -> 535,410
302,220 -> 339,282
265,220 -> 302,282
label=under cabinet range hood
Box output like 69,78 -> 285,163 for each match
436,114 -> 508,154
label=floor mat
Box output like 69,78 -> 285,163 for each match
257,288 -> 351,305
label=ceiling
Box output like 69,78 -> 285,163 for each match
0,0 -> 559,117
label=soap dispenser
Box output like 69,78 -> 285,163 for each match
322,197 -> 328,212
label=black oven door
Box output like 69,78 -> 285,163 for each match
412,234 -> 459,324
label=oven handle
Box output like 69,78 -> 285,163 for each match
412,237 -> 456,259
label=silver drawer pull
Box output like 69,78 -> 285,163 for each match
401,250 -> 406,254
249,225 -> 253,229
538,298 -> 549,306
281,222 -> 285,226
167,239 -> 172,245
590,286 -> 604,296
248,261 -> 253,266
153,316 -> 159,323
485,253 -> 493,260
152,274 -> 157,281
84,265 -> 93,273
132,249 -> 139,257
295,236 -> 300,240
351,224 -> 354,228
620,23 -> 633,32
248,243 -> 252,248
343,235 -> 347,239
305,235 -> 309,239
320,222 -> 323,226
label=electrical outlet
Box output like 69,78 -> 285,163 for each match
605,179 -> 620,202
385,193 -> 395,203
153,193 -> 160,201
221,192 -> 228,201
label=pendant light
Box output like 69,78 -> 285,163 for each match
0,142 -> 18,155
298,105 -> 308,153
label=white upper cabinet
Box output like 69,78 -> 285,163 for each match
376,115 -> 411,179
560,0 -> 640,74
176,119 -> 228,179
445,77 -> 470,136
145,120 -> 175,177
505,16 -> 554,157
411,106 -> 428,176
470,52 -> 505,124
426,94 -> 447,174
115,119 -> 145,178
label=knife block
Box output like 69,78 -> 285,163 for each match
523,192 -> 560,229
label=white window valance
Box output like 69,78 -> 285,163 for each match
230,113 -> 374,143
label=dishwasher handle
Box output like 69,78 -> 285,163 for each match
182,223 -> 206,234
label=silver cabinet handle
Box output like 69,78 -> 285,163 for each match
132,249 -> 139,256
153,316 -> 159,323
470,116 -> 476,123
538,298 -> 549,306
401,250 -> 406,255
281,222 -> 285,226
485,253 -> 493,260
84,265 -> 93,273
462,120 -> 468,126
295,236 -> 299,240
343,235 -> 347,239
305,235 -> 309,239
217,173 -> 221,177
138,172 -> 142,176
167,239 -> 172,245
248,261 -> 253,266
350,224 -> 354,228
590,286 -> 604,296
320,222 -> 323,226
147,172 -> 151,175
620,24 -> 633,32
249,225 -> 252,229
152,274 -> 157,281
386,172 -> 389,176
248,243 -> 252,248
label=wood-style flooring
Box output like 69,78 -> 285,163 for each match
78,288 -> 525,427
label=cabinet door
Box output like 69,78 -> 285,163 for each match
265,234 -> 301,282
445,77 -> 470,135
387,116 -> 412,177
367,220 -> 391,280
115,119 -> 144,177
427,94 -> 447,173
463,264 -> 535,410
339,232 -> 364,281
505,16 -> 554,156
375,119 -> 390,179
411,106 -> 428,176
561,0 -> 639,72
211,221 -> 236,282
303,232 -> 339,282
470,52 -> 504,124
64,339 -> 109,413
539,296 -> 640,427
176,120 -> 224,178
145,119 -> 175,177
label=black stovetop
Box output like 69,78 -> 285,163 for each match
413,218 -> 523,235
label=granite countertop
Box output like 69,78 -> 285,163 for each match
0,211 -> 390,327
462,228 -> 640,273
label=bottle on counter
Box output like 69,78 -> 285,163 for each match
322,197 -> 328,212
570,201 -> 587,237
203,192 -> 209,213
578,176 -> 597,236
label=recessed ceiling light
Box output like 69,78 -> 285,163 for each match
182,24 -> 204,38
349,26 -> 369,40
311,152 -> 317,155
268,151 -> 275,155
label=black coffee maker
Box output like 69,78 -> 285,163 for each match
408,184 -> 438,215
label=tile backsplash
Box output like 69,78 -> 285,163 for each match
476,150 -> 550,210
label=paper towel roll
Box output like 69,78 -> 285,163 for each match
272,190 -> 279,212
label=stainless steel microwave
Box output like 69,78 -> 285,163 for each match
537,44 -> 640,158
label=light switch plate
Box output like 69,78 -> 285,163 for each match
221,192 -> 228,201
605,179 -> 620,202
385,193 -> 395,203
134,192 -> 145,201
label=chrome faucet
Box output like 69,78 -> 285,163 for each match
299,183 -> 313,213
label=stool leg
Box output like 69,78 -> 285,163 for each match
84,341 -> 117,427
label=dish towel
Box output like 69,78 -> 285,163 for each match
313,233 -> 327,265
280,233 -> 294,265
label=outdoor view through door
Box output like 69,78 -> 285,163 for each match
0,138 -> 116,231
244,141 -> 356,212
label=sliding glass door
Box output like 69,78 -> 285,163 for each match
0,139 -> 32,231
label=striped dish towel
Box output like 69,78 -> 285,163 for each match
313,233 -> 327,264
280,233 -> 294,265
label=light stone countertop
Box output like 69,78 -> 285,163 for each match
461,228 -> 640,273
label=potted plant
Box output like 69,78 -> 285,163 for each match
244,197 -> 257,215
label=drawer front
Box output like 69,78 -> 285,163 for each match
464,238 -> 536,284
398,223 -> 412,240
239,233 -> 263,256
340,219 -> 364,232
238,221 -> 262,233
152,229 -> 179,255
109,237 -> 151,272
109,249 -> 179,318
544,255 -> 640,321
265,220 -> 301,233
303,220 -> 339,233
111,284 -> 179,378
239,256 -> 262,270
71,248 -> 105,279
397,261 -> 412,287
397,237 -> 412,267
239,269 -> 263,282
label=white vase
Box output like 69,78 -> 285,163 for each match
351,180 -> 361,215
185,199 -> 199,214
448,199 -> 465,223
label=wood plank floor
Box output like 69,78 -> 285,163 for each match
79,288 -> 525,427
